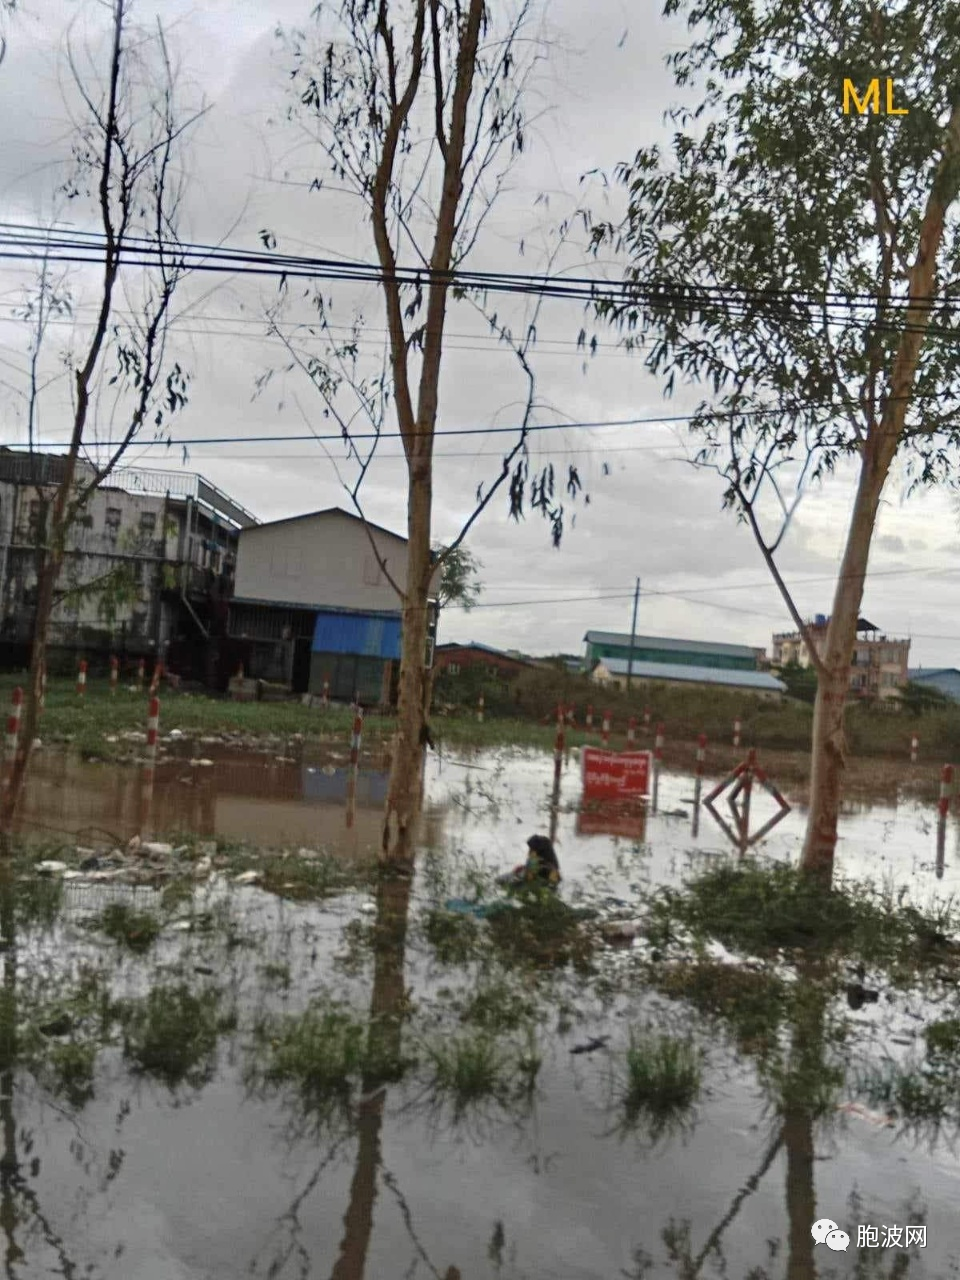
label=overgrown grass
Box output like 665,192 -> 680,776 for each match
646,860 -> 960,971
655,962 -> 786,1056
4,669 -> 957,768
116,983 -> 228,1088
98,902 -> 163,953
250,998 -> 410,1117
423,1026 -> 541,1116
619,1029 -> 703,1133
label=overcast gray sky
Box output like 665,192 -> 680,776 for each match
1,0 -> 957,667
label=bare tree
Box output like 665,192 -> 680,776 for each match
274,0 -> 583,861
0,0 -> 202,830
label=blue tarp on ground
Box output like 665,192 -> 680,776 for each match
311,610 -> 402,660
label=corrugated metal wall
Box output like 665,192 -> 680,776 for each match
312,610 -> 401,659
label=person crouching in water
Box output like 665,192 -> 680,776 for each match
500,834 -> 561,891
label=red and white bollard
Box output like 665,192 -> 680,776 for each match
627,716 -> 636,745
146,696 -> 160,760
601,711 -> 611,746
585,705 -> 593,730
937,763 -> 953,875
478,693 -> 484,724
350,705 -> 364,768
77,660 -> 87,698
693,733 -> 707,836
110,655 -> 119,696
643,707 -> 651,730
556,702 -> 565,729
733,718 -> 741,749
149,661 -> 163,697
911,735 -> 919,765
5,687 -> 23,758
346,705 -> 364,830
137,657 -> 145,691
322,676 -> 330,708
139,695 -> 160,835
653,721 -> 665,811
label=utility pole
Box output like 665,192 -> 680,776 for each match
627,577 -> 640,691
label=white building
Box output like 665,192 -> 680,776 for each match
228,507 -> 440,703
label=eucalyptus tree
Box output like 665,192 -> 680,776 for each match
590,0 -> 960,881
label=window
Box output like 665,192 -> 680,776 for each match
105,507 -> 122,538
448,662 -> 461,675
139,511 -> 157,537
27,499 -> 43,539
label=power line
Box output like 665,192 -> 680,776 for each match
2,222 -> 959,329
7,389 -> 951,451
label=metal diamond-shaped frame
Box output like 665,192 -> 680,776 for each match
703,751 -> 791,853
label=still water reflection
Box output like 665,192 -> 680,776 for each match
3,744 -> 959,1277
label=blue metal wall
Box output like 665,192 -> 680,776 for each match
311,610 -> 402,659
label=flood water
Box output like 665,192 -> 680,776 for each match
7,741 -> 960,1278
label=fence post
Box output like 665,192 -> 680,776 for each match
692,733 -> 707,836
137,657 -> 145,691
910,734 -> 919,765
478,692 -> 484,724
347,705 -> 364,831
601,711 -> 611,746
627,716 -> 636,745
733,717 -> 741,749
110,655 -> 119,696
653,722 -> 664,812
643,707 -> 651,731
350,705 -> 364,768
140,695 -> 160,835
937,763 -> 953,874
739,749 -> 755,853
4,687 -> 23,759
77,660 -> 87,698
322,676 -> 330,708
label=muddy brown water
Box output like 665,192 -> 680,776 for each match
5,741 -> 960,1278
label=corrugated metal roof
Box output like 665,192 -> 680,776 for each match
436,641 -> 534,664
596,657 -> 786,692
312,610 -> 401,659
583,630 -> 759,660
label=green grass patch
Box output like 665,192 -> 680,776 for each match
647,860 -> 960,970
98,902 -> 163,953
620,1029 -> 702,1131
251,999 -> 410,1117
116,984 -> 226,1088
655,961 -> 786,1056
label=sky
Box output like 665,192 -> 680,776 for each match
1,0 -> 959,667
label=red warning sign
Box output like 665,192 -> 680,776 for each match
581,748 -> 651,801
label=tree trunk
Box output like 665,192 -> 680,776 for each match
0,549 -> 61,833
381,467 -> 432,862
330,870 -> 412,1280
799,445 -> 893,884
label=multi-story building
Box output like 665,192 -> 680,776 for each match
0,449 -> 257,682
771,614 -> 910,700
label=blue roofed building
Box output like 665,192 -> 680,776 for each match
227,507 -> 438,704
907,668 -> 960,703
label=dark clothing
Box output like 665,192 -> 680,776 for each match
498,835 -> 561,891
526,835 -> 561,883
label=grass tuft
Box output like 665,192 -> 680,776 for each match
117,984 -> 225,1088
621,1030 -> 702,1128
98,902 -> 163,953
